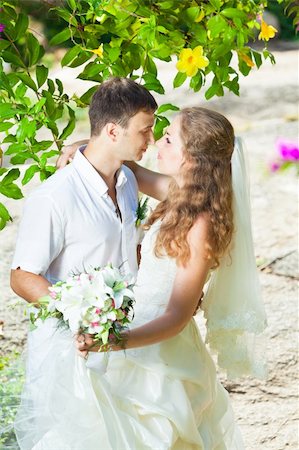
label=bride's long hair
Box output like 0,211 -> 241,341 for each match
146,107 -> 235,267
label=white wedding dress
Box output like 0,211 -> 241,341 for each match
15,221 -> 244,450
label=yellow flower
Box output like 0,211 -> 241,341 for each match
258,19 -> 277,41
240,53 -> 255,68
176,46 -> 209,77
91,45 -> 104,58
195,9 -> 205,23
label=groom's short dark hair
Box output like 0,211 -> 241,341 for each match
89,77 -> 157,136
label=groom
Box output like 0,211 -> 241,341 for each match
11,77 -> 157,303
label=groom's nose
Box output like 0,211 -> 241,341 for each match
148,130 -> 155,145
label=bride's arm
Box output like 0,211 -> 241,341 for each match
121,216 -> 211,349
78,216 -> 211,353
56,141 -> 171,201
124,161 -> 171,201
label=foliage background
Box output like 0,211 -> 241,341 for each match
0,0 -> 297,230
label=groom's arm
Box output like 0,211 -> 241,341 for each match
11,195 -> 64,304
10,269 -> 50,304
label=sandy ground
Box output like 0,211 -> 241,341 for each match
0,46 -> 298,449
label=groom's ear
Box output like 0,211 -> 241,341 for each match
105,122 -> 119,142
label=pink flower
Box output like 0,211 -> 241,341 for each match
49,291 -> 57,299
111,299 -> 115,308
0,24 -> 5,33
277,139 -> 299,162
95,308 -> 102,314
269,162 -> 281,172
91,321 -> 99,327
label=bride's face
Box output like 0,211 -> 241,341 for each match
156,115 -> 185,177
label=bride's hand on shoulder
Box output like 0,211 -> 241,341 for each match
56,139 -> 89,170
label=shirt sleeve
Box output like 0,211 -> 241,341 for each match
11,194 -> 64,276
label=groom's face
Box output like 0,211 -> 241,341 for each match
118,111 -> 155,161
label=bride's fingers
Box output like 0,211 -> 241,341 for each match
77,349 -> 88,359
56,153 -> 73,170
84,335 -> 94,346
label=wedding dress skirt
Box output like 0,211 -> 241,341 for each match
15,222 -> 244,449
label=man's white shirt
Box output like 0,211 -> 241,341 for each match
12,148 -> 139,283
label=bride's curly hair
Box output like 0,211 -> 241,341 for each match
146,107 -> 235,267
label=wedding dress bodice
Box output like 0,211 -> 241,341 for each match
132,221 -> 177,326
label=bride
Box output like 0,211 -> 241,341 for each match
15,107 -> 266,449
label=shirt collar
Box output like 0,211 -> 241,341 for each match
73,145 -> 127,196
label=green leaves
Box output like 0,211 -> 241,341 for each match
0,202 -> 12,230
36,65 -> 49,88
59,107 -> 76,141
50,28 -> 72,46
157,103 -> 180,114
142,73 -> 165,94
27,33 -> 43,66
0,0 -> 288,231
14,13 -> 29,40
207,15 -> 228,38
154,115 -> 170,140
61,45 -> 82,67
0,169 -> 23,200
173,72 -> 187,88
15,73 -> 37,92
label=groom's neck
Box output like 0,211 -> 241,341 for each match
83,138 -> 122,188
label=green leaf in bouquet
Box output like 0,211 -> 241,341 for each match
29,312 -> 38,331
101,330 -> 109,345
113,281 -> 126,292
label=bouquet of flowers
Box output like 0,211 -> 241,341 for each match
29,265 -> 135,359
